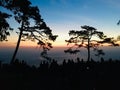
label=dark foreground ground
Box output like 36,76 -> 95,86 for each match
0,58 -> 120,90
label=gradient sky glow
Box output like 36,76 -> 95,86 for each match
30,0 -> 120,46
1,0 -> 120,47
1,0 -> 120,64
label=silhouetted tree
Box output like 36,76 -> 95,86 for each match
65,25 -> 106,61
0,0 -> 58,63
116,21 -> 120,45
117,35 -> 120,40
117,20 -> 120,25
98,37 -> 119,46
0,10 -> 13,41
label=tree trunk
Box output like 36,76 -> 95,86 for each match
11,23 -> 23,64
87,38 -> 90,61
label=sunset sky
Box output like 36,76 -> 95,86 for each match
1,0 -> 120,47
1,0 -> 120,64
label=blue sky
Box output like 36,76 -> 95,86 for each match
1,0 -> 120,47
28,0 -> 120,46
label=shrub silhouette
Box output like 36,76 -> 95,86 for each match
0,58 -> 120,90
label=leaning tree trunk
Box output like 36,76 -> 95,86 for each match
11,22 -> 24,64
87,38 -> 90,61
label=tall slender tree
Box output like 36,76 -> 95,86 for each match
0,0 -> 57,63
65,25 -> 116,61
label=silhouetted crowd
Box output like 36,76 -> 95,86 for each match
0,58 -> 120,90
